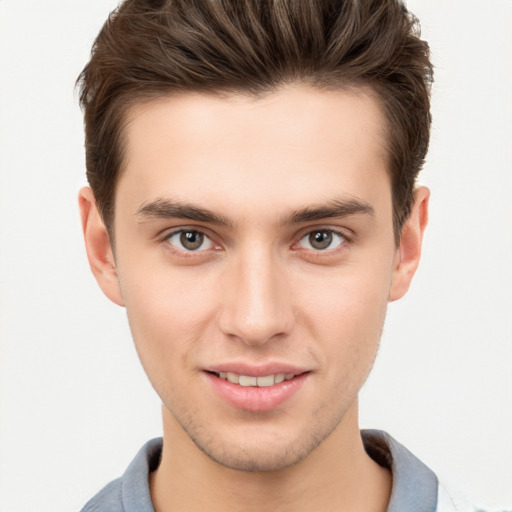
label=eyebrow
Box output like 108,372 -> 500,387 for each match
135,196 -> 374,227
283,198 -> 374,224
136,198 -> 233,226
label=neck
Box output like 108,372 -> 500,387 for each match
150,401 -> 391,512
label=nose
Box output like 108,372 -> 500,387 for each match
218,244 -> 295,346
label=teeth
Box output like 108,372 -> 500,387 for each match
256,375 -> 275,387
239,375 -> 258,386
217,372 -> 296,386
226,372 -> 239,384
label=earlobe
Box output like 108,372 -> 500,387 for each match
388,186 -> 430,302
78,187 -> 125,307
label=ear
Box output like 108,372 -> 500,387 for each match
389,186 -> 430,302
78,187 -> 125,306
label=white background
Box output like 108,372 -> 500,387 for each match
0,1 -> 511,511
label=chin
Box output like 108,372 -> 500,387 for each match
196,439 -> 316,473
184,419 -> 334,473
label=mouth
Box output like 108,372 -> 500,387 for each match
207,371 -> 298,387
204,368 -> 310,412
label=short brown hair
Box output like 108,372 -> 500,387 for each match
77,0 -> 433,239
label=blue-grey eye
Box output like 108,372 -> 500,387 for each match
168,230 -> 213,251
298,230 -> 344,251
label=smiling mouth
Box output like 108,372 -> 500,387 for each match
205,370 -> 309,411
208,371 -> 299,387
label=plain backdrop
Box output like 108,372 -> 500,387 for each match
0,1 -> 511,511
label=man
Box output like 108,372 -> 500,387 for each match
76,0 -> 469,510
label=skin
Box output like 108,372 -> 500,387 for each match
80,86 -> 429,512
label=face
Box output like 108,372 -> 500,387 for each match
83,86 -> 421,472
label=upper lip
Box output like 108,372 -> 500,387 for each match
203,362 -> 311,377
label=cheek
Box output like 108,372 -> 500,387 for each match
297,260 -> 392,369
116,258 -> 220,375
302,265 -> 390,328
119,249 -> 217,319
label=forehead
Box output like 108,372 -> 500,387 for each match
118,86 -> 390,221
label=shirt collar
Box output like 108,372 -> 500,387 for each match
362,429 -> 439,512
121,430 -> 439,512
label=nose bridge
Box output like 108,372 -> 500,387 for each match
219,241 -> 293,345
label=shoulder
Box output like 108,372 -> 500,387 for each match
81,478 -> 123,512
80,438 -> 163,512
361,430 -> 504,512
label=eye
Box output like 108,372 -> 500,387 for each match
297,230 -> 345,251
166,230 -> 214,252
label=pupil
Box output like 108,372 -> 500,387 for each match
310,231 -> 332,250
180,231 -> 203,250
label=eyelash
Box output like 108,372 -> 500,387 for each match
160,227 -> 351,256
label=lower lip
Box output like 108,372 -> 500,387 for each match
204,372 -> 309,412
